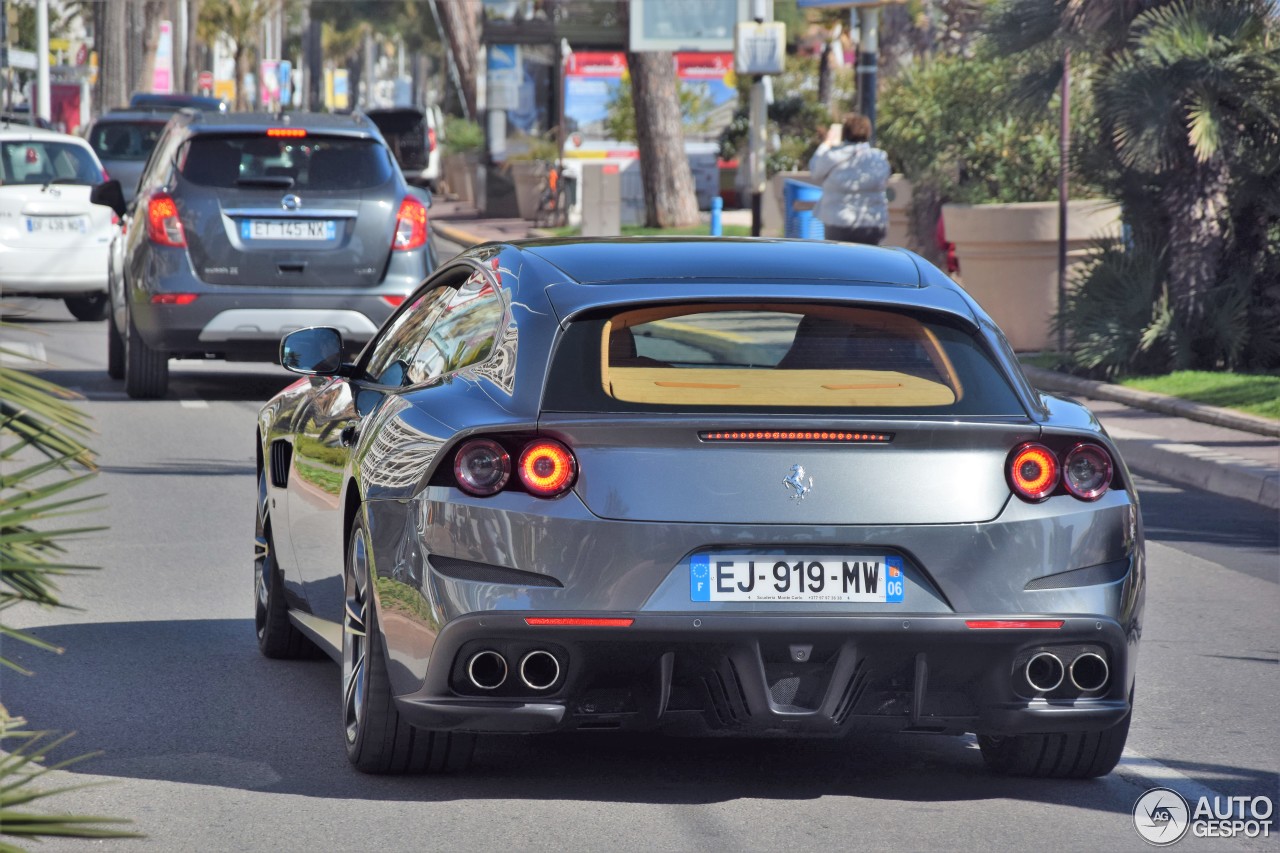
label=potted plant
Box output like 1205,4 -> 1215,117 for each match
501,133 -> 560,221
879,52 -> 1119,351
442,117 -> 484,203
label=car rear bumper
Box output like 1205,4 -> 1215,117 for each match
0,243 -> 108,294
391,612 -> 1135,738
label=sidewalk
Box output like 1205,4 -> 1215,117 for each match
431,202 -> 1280,511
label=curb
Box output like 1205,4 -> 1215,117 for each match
1022,366 -> 1280,439
433,220 -> 489,249
1023,367 -> 1279,510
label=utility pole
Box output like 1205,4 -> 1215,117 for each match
855,4 -> 879,140
36,0 -> 50,122
1057,48 -> 1070,357
748,0 -> 769,236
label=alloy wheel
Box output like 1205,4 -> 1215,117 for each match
342,527 -> 370,745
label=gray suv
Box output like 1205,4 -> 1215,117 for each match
91,111 -> 436,399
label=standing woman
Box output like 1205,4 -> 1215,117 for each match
808,113 -> 890,245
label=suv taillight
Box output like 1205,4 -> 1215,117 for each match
146,191 -> 186,247
427,128 -> 438,153
393,197 -> 428,251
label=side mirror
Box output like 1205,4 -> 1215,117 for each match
90,179 -> 127,219
280,327 -> 345,376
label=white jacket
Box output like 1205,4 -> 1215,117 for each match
808,142 -> 890,230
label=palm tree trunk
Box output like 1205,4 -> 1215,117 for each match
1162,154 -> 1230,363
627,51 -> 699,229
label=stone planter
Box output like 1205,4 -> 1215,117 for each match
508,161 -> 545,221
942,200 -> 1121,351
442,152 -> 479,203
885,174 -> 916,251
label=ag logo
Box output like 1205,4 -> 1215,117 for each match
1134,787 -> 1190,846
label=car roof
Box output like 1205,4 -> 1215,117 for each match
178,111 -> 380,139
518,237 -> 926,287
0,123 -> 93,146
93,110 -> 178,124
129,93 -> 227,111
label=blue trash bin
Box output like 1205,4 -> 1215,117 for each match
783,179 -> 825,240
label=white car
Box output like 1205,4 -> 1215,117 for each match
0,122 -> 114,320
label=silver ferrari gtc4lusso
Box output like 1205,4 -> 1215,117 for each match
255,238 -> 1144,776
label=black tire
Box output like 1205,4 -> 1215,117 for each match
978,709 -> 1131,778
64,293 -> 109,321
107,314 -> 125,380
343,518 -> 475,774
255,470 -> 319,659
123,309 -> 169,399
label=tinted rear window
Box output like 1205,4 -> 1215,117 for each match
543,303 -> 1026,416
0,140 -> 100,186
179,134 -> 394,190
88,121 -> 166,162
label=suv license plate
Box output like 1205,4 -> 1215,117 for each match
690,554 -> 905,603
243,219 -> 336,241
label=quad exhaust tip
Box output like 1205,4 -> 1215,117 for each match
1069,652 -> 1110,692
1025,652 -> 1065,693
519,650 -> 561,691
467,650 -> 508,690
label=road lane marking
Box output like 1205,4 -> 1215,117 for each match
180,399 -> 210,409
0,341 -> 46,365
1117,749 -> 1248,815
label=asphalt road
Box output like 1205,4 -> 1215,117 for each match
3,239 -> 1277,851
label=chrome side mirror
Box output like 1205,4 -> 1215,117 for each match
280,327 -> 345,376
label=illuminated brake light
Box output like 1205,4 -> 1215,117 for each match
1008,442 -> 1058,502
150,294 -> 199,305
965,620 -> 1065,630
427,128 -> 437,152
518,439 -> 576,497
266,128 -> 306,138
145,192 -> 186,247
700,430 -> 892,443
524,617 -> 634,627
393,197 -> 428,251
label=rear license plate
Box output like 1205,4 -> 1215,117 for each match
26,216 -> 87,234
690,555 -> 905,603
242,219 -> 336,241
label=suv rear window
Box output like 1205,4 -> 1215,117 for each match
178,134 -> 394,190
1,140 -> 100,186
88,121 -> 166,161
543,303 -> 1026,416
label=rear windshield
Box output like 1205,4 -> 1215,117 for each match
178,134 -> 394,190
0,140 -> 100,186
88,121 -> 166,162
543,303 -> 1027,416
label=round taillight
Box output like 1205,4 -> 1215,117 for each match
1009,442 -> 1059,502
453,439 -> 510,497
518,440 -> 576,497
1062,443 -> 1112,500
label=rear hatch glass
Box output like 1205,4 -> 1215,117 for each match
87,121 -> 167,162
1,140 -> 100,186
175,133 -> 398,287
541,303 -> 1030,524
367,109 -> 428,171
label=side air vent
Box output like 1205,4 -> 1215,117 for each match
427,555 -> 563,588
269,440 -> 292,488
832,660 -> 869,726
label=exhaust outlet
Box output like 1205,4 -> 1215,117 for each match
1069,652 -> 1109,692
467,650 -> 508,690
1025,652 -> 1065,692
519,650 -> 561,691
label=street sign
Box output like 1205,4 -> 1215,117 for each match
198,70 -> 214,92
7,46 -> 37,70
487,44 -> 520,111
735,21 -> 785,75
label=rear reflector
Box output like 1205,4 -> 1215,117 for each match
965,619 -> 1065,630
266,128 -> 306,138
149,294 -> 199,305
524,617 -> 634,627
700,431 -> 892,442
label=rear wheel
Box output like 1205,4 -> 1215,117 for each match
978,709 -> 1131,778
255,469 -> 318,659
64,293 -> 109,321
124,309 -> 169,399
343,518 -> 475,774
107,315 -> 125,380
